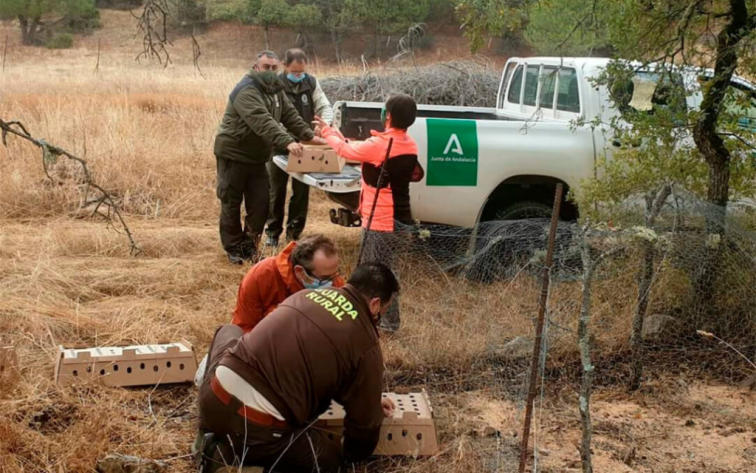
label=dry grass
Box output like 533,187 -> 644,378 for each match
1,21 -> 755,472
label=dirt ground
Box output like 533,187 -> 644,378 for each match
1,11 -> 755,473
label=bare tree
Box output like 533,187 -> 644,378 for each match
1,119 -> 140,255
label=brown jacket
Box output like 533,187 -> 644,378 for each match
220,284 -> 384,461
231,241 -> 345,333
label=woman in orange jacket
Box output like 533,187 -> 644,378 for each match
314,94 -> 420,332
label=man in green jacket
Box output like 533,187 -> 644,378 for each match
214,50 -> 323,264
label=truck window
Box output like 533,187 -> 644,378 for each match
540,67 -> 558,109
556,68 -> 580,113
523,65 -> 540,106
610,71 -> 685,116
507,65 -> 524,104
724,85 -> 756,132
499,62 -> 517,109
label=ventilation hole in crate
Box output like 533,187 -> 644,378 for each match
113,364 -> 119,372
153,365 -> 158,372
179,363 -> 185,370
387,433 -> 393,441
100,369 -> 105,376
328,433 -> 334,440
416,433 -> 423,440
86,366 -> 92,373
140,363 -> 145,370
127,367 -> 132,374
402,429 -> 408,437
73,370 -> 78,377
166,361 -> 172,368
382,394 -> 387,397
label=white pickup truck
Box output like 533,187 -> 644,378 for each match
275,57 -> 756,227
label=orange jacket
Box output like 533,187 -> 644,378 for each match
231,241 -> 345,333
322,126 -> 419,232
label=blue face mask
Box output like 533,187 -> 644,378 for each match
299,266 -> 336,290
304,279 -> 333,290
287,73 -> 306,83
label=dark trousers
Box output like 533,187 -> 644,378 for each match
266,160 -> 310,241
198,325 -> 343,473
360,230 -> 402,332
217,157 -> 270,254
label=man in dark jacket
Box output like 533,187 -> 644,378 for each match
214,50 -> 324,264
196,263 -> 399,472
265,48 -> 334,247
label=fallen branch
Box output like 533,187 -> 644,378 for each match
0,119 -> 141,255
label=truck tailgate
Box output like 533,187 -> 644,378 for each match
273,155 -> 361,194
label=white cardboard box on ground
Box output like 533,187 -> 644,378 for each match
286,145 -> 345,173
55,341 -> 198,387
317,390 -> 439,456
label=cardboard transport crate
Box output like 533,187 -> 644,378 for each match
317,390 -> 439,457
55,341 -> 198,388
286,145 -> 345,173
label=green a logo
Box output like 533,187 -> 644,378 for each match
426,119 -> 479,187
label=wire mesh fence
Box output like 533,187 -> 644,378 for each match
293,190 -> 756,471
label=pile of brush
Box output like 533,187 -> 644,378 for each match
320,60 -> 500,107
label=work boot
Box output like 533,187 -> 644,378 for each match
264,235 -> 279,248
240,241 -> 258,261
226,251 -> 245,265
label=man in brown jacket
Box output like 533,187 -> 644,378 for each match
196,263 -> 399,472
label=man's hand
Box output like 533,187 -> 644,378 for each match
287,142 -> 304,157
303,136 -> 327,146
381,398 -> 396,418
314,125 -> 323,138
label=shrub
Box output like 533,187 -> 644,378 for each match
46,33 -> 75,50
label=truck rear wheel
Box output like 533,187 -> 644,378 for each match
465,201 -> 555,284
495,201 -> 554,220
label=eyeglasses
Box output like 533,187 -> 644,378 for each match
303,267 -> 342,284
258,64 -> 279,72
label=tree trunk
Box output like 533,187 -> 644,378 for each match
689,1 -> 751,325
692,0 -> 749,226
330,28 -> 341,64
28,17 -> 41,46
19,15 -> 33,46
263,26 -> 271,50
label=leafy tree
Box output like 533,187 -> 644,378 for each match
0,0 -> 98,45
248,0 -> 289,49
358,0 -> 430,57
524,0 -> 615,56
285,1 -> 322,53
311,0 -> 364,62
205,0 -> 248,21
453,0 -> 530,53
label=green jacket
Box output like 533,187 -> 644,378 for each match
214,69 -> 315,164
